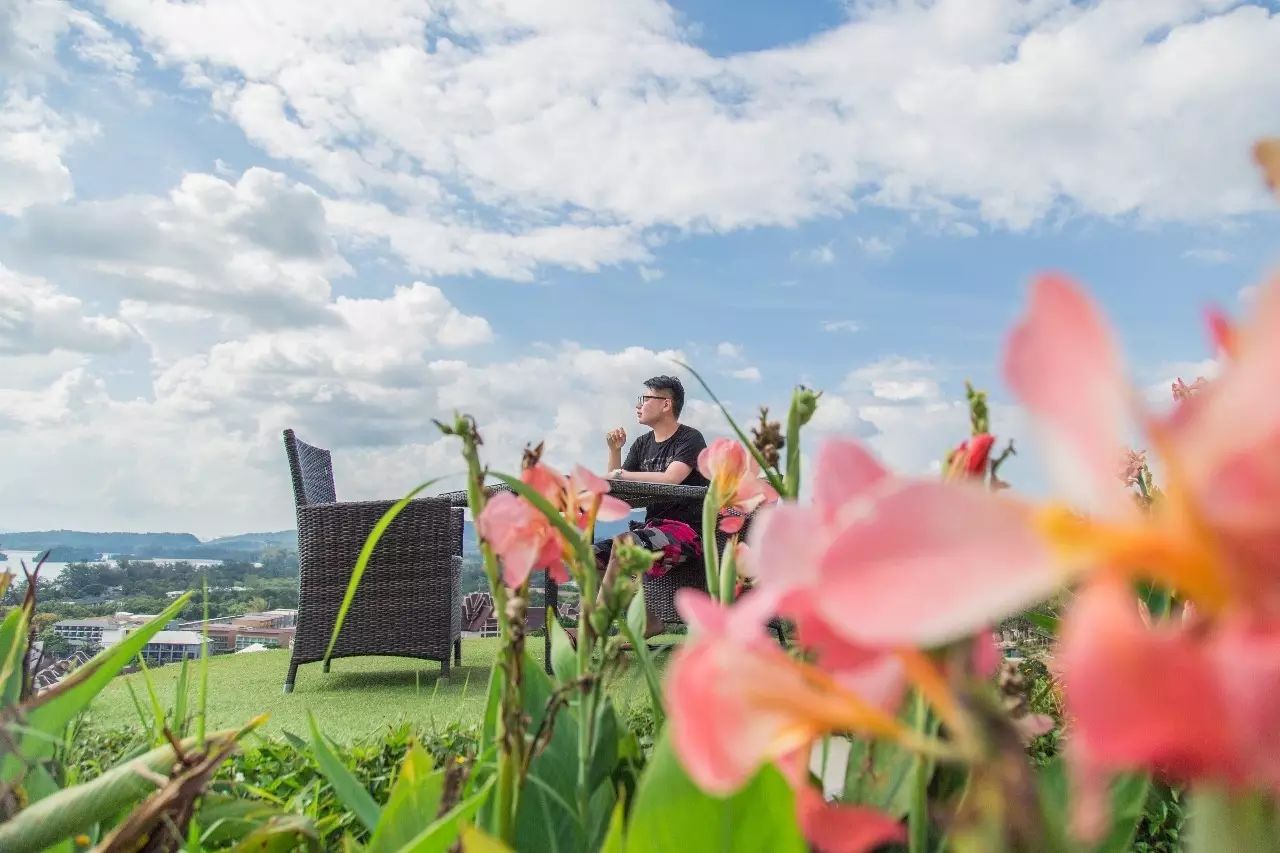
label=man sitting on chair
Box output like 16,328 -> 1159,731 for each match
598,374 -> 708,638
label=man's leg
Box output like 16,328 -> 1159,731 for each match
598,533 -> 663,638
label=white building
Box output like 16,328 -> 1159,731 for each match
93,627 -> 206,664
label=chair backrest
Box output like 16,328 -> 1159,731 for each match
283,429 -> 337,507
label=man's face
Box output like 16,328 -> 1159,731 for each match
635,389 -> 671,425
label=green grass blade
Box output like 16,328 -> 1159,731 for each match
198,576 -> 210,746
124,681 -> 152,737
307,710 -> 382,833
324,478 -> 441,664
0,592 -> 193,783
136,654 -> 168,745
675,360 -> 787,495
174,658 -> 190,738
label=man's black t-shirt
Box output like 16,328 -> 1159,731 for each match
623,423 -> 709,529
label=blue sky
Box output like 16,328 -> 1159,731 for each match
1,0 -> 1278,537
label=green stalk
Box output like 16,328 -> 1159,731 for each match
454,420 -> 521,845
909,691 -> 930,853
702,495 -> 721,602
197,576 -> 209,747
718,534 -> 738,603
784,397 -> 803,500
676,360 -> 787,495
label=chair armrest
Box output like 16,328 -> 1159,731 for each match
604,479 -> 707,508
295,497 -> 458,560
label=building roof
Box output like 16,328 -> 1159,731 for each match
54,618 -> 118,628
148,631 -> 205,645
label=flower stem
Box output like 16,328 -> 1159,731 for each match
909,691 -> 930,853
702,494 -> 721,601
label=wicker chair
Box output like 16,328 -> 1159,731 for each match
283,429 -> 464,693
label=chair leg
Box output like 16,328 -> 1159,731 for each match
454,637 -> 462,666
441,656 -> 451,678
284,662 -> 298,694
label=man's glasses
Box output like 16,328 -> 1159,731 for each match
636,395 -> 667,407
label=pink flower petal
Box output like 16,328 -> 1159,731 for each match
572,464 -> 610,496
816,482 -> 1060,647
719,513 -> 745,534
811,438 -> 889,520
1060,581 -> 1235,790
792,785 -> 907,853
1003,274 -> 1134,518
596,494 -> 633,521
749,503 -> 826,589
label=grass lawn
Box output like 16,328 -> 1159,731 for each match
86,637 -> 672,743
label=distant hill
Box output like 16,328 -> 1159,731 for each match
2,516 -> 637,562
203,531 -> 298,551
0,530 -> 295,561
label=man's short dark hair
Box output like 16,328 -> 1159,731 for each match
644,375 -> 685,417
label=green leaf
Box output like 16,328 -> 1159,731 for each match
549,616 -> 579,686
1187,786 -> 1280,853
1036,758 -> 1151,853
229,814 -> 321,853
599,797 -> 626,853
625,585 -> 647,641
307,710 -> 382,833
461,824 -> 514,852
589,702 -> 620,793
625,732 -> 805,853
324,477 -> 441,664
675,361 -> 786,496
0,602 -> 30,706
402,776 -> 496,853
0,592 -> 193,784
841,735 -> 918,819
0,730 -> 237,852
368,741 -> 445,853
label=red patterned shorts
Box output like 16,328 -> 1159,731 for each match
594,518 -> 703,578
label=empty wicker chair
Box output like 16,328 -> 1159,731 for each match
283,429 -> 463,692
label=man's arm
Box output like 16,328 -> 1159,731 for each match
613,462 -> 693,485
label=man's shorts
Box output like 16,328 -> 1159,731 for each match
594,518 -> 703,578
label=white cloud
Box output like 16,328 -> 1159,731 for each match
716,341 -> 743,359
11,168 -> 349,326
0,90 -> 94,214
85,0 -> 1280,263
847,357 -> 942,402
821,320 -> 860,333
638,266 -> 664,282
730,366 -> 761,382
1182,247 -> 1235,264
0,264 -> 135,355
793,243 -> 836,265
855,235 -> 894,259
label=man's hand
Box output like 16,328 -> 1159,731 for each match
605,427 -> 627,450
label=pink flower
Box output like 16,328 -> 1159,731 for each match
945,432 -> 996,482
1002,273 -> 1280,829
665,589 -> 908,852
477,462 -> 631,588
697,438 -> 778,532
1171,376 -> 1208,402
749,438 -> 1059,649
1116,448 -> 1147,487
476,492 -> 567,587
523,462 -> 632,530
